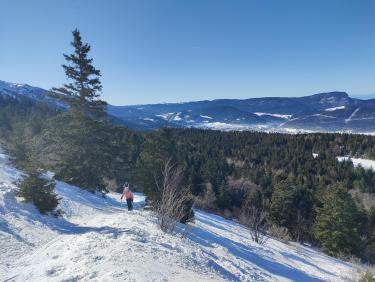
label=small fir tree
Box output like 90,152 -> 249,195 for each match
17,164 -> 59,215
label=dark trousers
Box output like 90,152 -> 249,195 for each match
126,199 -> 133,211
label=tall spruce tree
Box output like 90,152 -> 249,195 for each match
53,29 -> 106,118
49,30 -> 110,191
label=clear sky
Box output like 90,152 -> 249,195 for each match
0,0 -> 374,105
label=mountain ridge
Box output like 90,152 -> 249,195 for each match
1,79 -> 375,133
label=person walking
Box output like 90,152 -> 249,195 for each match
121,182 -> 134,211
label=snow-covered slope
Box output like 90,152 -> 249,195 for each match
0,151 -> 359,281
0,80 -> 45,98
0,80 -> 65,108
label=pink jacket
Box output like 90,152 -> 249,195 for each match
121,190 -> 134,200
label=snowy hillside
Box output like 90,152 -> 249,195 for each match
0,150 -> 360,281
0,80 -> 65,108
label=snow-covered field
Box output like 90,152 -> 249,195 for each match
0,150 -> 360,281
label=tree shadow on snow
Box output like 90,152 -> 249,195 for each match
188,222 -> 326,282
1,187 -> 135,241
280,252 -> 336,276
195,212 -> 255,243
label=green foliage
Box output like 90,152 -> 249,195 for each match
313,183 -> 362,256
270,180 -> 313,241
363,207 -> 375,264
52,29 -> 106,118
17,166 -> 59,215
46,113 -> 112,191
45,30 -> 112,191
136,128 -> 178,201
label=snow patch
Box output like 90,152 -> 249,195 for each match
254,112 -> 292,119
200,115 -> 213,119
325,106 -> 346,112
337,156 -> 375,171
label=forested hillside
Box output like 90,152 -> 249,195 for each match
2,91 -> 375,262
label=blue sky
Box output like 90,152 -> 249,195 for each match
0,0 -> 374,105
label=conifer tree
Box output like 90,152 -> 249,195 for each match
53,29 -> 106,118
49,29 -> 111,191
313,183 -> 362,256
17,157 -> 59,215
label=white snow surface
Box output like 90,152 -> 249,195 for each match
254,113 -> 292,119
345,107 -> 360,123
0,151 -> 359,281
337,157 -> 375,171
324,106 -> 346,112
200,115 -> 213,119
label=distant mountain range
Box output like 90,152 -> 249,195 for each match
1,80 -> 375,133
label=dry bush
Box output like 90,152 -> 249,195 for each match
223,208 -> 233,219
194,183 -> 217,211
226,157 -> 245,168
350,190 -> 375,211
350,264 -> 375,282
240,205 -> 268,245
102,177 -> 118,192
227,177 -> 260,196
268,224 -> 291,244
358,269 -> 375,282
154,160 -> 193,233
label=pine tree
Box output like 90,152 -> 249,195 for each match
53,29 -> 106,118
270,180 -> 313,242
270,180 -> 297,232
48,29 -> 111,191
137,128 -> 177,201
313,183 -> 362,256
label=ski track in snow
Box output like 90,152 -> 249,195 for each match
345,107 -> 360,123
0,150 -> 359,282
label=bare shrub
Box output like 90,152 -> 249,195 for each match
350,190 -> 375,211
268,224 -> 291,243
194,183 -> 217,211
154,160 -> 193,233
358,269 -> 375,282
350,265 -> 375,282
240,205 -> 268,245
